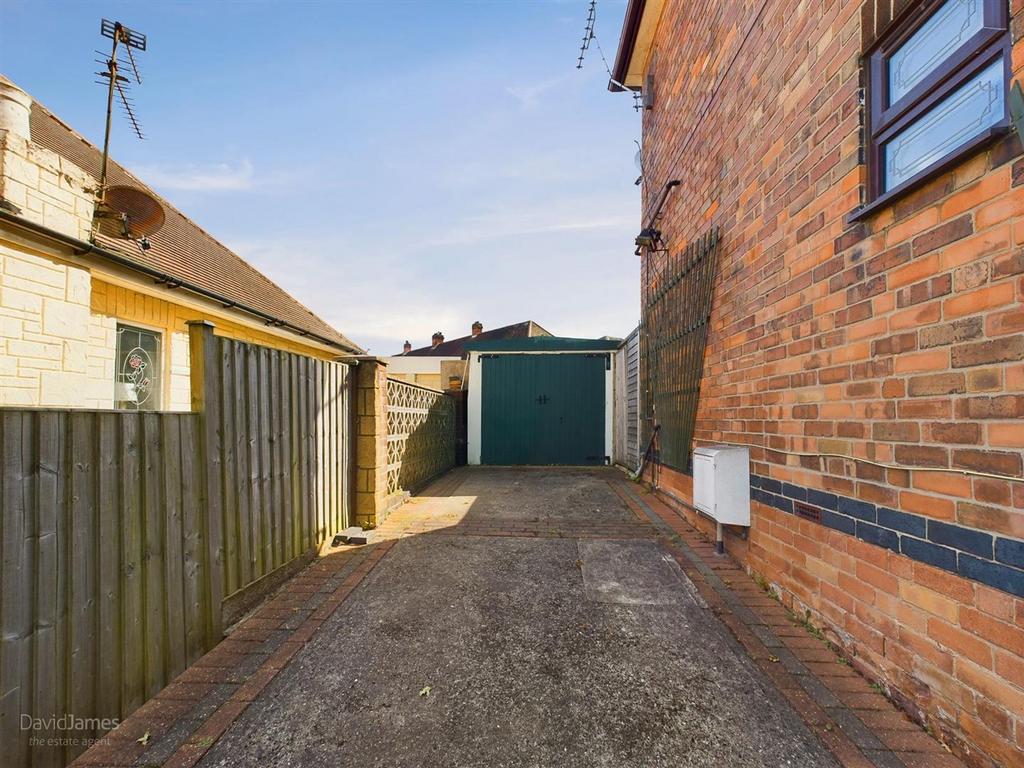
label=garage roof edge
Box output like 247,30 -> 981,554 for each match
465,337 -> 621,352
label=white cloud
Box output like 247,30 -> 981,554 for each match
229,234 -> 468,354
504,73 -> 574,109
423,199 -> 635,248
227,203 -> 641,356
134,159 -> 255,192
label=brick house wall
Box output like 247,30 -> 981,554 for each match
633,0 -> 1024,765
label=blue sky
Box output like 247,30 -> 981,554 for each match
1,1 -> 640,353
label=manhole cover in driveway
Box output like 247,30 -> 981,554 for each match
579,539 -> 705,606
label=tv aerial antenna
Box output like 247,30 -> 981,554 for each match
92,19 -> 164,246
576,0 -> 596,69
575,2 -> 642,111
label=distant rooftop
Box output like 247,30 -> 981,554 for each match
401,321 -> 552,357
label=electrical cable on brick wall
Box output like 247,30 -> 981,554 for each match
702,439 -> 1024,484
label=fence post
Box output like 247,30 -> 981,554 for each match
352,356 -> 389,528
187,320 -> 224,644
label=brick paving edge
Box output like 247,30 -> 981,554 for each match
609,479 -> 964,768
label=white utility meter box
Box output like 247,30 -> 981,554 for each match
692,445 -> 751,526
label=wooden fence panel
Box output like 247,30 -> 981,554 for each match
69,412 -> 97,739
35,411 -> 63,766
204,332 -> 350,603
1,326 -> 352,767
1,410 -> 31,762
120,414 -> 145,718
178,415 -> 206,664
0,409 -> 210,767
96,414 -> 121,730
141,413 -> 165,701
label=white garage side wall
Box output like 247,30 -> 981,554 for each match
466,349 -> 615,466
612,343 -> 627,464
468,351 -> 483,465
384,355 -> 460,375
605,360 -> 613,462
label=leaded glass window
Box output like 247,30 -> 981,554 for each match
887,0 -> 984,104
862,0 -> 1009,206
884,59 -> 1004,191
115,324 -> 162,410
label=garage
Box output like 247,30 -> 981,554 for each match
465,338 -> 617,466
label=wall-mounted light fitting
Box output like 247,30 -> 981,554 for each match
634,227 -> 663,254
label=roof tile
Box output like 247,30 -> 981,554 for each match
26,102 -> 361,353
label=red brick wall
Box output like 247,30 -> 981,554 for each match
637,1 -> 1024,765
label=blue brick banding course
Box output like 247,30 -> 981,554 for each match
750,475 -> 1024,598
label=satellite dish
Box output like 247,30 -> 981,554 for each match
96,185 -> 165,239
634,148 -> 643,172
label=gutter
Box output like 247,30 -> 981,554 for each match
0,209 -> 362,355
609,0 -> 647,91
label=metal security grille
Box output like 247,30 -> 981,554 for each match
641,227 -> 721,473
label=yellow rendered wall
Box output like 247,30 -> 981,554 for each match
0,230 -> 340,411
90,279 -> 338,410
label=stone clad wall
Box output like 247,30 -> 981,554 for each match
0,242 -> 340,409
0,242 -> 116,408
0,129 -> 95,241
0,129 -> 114,406
637,0 -> 1024,764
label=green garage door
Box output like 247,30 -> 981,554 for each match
481,353 -> 606,465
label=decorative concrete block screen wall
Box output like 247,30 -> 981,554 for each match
385,377 -> 456,497
633,0 -> 1024,764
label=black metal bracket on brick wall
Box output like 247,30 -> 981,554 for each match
634,179 -> 681,255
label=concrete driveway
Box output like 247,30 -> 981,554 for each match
196,468 -> 836,768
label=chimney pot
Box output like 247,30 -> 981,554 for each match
471,321 -> 483,337
0,76 -> 32,140
402,340 -> 412,354
431,332 -> 444,348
